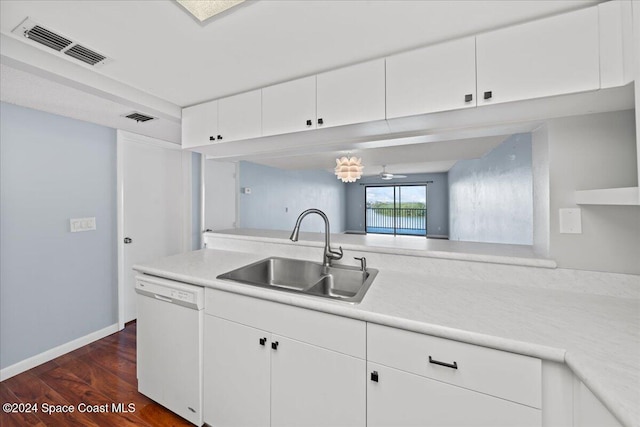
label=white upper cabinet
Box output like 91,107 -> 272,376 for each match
476,6 -> 600,106
181,100 -> 218,148
386,37 -> 477,118
598,0 -> 634,89
217,89 -> 262,142
262,76 -> 317,136
316,59 -> 386,129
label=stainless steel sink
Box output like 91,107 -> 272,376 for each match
217,257 -> 377,304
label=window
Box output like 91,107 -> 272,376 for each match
365,185 -> 427,236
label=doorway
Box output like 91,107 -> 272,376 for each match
365,185 -> 427,236
117,131 -> 191,328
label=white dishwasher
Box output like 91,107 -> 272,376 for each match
135,275 -> 204,426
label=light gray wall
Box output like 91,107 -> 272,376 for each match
239,161 -> 346,233
448,133 -> 533,245
344,173 -> 449,236
0,102 -> 117,369
191,152 -> 201,250
547,110 -> 639,274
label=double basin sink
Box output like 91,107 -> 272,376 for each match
217,257 -> 378,304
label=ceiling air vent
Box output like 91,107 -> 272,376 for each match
123,112 -> 157,123
24,25 -> 72,51
12,17 -> 110,67
64,44 -> 106,66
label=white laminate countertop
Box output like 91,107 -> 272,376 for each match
134,249 -> 639,427
206,229 -> 558,268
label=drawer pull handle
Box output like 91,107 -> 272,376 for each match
370,371 -> 379,382
259,337 -> 267,346
429,356 -> 458,370
271,341 -> 279,350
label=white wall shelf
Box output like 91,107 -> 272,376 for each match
575,187 -> 640,206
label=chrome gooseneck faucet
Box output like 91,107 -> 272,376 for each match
290,209 -> 343,267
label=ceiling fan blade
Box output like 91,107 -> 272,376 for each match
394,174 -> 408,178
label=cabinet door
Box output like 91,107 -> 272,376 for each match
181,100 -> 218,148
262,76 -> 317,136
271,335 -> 366,427
203,315 -> 270,427
316,59 -> 385,128
573,381 -> 623,427
367,363 -> 541,427
218,89 -> 262,142
476,6 -> 599,105
386,37 -> 476,118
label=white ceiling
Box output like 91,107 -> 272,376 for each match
0,0 -> 601,169
0,0 -> 600,107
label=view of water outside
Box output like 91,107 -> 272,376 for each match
365,185 -> 427,235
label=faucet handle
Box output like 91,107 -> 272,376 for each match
354,256 -> 367,272
328,246 -> 343,260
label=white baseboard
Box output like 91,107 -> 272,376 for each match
0,323 -> 119,381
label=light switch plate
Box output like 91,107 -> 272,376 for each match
559,208 -> 582,234
70,217 -> 96,232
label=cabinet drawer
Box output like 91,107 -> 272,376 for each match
367,323 -> 541,408
368,362 -> 541,427
205,288 -> 365,358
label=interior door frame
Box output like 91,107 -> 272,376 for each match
200,156 -> 240,246
116,130 -> 192,330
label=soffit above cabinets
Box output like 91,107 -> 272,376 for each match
0,63 -> 181,144
0,0 -> 601,107
247,135 -> 509,174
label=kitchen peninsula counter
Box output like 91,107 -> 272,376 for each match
206,228 -> 557,268
134,247 -> 639,427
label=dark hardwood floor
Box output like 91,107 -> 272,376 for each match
1,322 -> 193,426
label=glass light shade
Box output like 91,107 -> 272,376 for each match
335,156 -> 364,183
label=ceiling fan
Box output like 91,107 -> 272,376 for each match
379,165 -> 407,180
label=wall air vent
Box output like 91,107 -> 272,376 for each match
123,112 -> 157,123
12,17 -> 110,67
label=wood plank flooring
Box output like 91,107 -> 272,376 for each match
1,322 -> 193,426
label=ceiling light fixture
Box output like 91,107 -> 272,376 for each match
176,0 -> 246,23
335,156 -> 364,183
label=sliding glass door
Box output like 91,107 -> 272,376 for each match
365,185 -> 427,236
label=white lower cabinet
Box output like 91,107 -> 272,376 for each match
573,380 -> 623,427
204,315 -> 270,427
367,323 -> 542,427
202,290 -> 626,427
270,334 -> 365,427
367,362 -> 541,427
203,289 -> 366,427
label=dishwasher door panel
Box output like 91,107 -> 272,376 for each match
137,294 -> 203,425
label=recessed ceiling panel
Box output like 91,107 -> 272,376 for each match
176,0 -> 246,23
